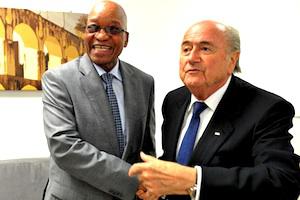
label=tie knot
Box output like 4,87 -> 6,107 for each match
102,73 -> 113,84
193,101 -> 207,116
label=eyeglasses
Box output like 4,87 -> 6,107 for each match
85,24 -> 127,35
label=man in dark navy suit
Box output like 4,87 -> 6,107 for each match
129,20 -> 300,200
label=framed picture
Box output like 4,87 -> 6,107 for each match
0,7 -> 87,90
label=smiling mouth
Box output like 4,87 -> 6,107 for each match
92,44 -> 112,50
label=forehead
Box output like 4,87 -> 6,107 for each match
182,23 -> 226,45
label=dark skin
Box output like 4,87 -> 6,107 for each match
84,0 -> 129,72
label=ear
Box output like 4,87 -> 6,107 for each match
228,51 -> 240,73
124,32 -> 129,47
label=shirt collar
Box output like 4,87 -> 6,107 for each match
93,60 -> 122,81
188,75 -> 232,112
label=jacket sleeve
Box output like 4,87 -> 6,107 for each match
141,76 -> 156,157
201,100 -> 300,200
42,69 -> 138,200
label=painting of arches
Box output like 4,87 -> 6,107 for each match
44,36 -> 63,70
0,7 -> 86,90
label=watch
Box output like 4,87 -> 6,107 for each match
187,184 -> 197,198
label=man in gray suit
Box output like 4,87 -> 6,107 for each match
42,1 -> 155,199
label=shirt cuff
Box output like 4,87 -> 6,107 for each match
194,165 -> 202,200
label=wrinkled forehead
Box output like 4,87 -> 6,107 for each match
182,22 -> 226,44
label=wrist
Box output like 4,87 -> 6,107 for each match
187,183 -> 197,198
186,166 -> 200,199
184,166 -> 197,196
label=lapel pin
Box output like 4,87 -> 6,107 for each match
214,132 -> 221,136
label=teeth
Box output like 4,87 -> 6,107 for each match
93,45 -> 111,49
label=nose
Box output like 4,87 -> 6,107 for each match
94,28 -> 110,40
188,48 -> 201,64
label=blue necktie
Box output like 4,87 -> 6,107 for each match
102,73 -> 125,155
177,101 -> 207,165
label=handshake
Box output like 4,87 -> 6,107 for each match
128,152 -> 197,200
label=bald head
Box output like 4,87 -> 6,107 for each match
88,0 -> 127,30
187,20 -> 227,33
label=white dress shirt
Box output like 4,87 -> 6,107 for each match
176,76 -> 232,199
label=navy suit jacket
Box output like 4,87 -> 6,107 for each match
160,75 -> 300,200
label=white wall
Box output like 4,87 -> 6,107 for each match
0,0 -> 299,159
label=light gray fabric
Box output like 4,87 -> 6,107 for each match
0,157 -> 49,200
42,54 -> 155,200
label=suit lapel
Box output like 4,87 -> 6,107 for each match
120,62 -> 134,154
118,61 -> 142,158
190,76 -> 240,165
191,112 -> 234,165
78,54 -> 120,155
165,87 -> 191,161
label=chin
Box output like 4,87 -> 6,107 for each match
185,76 -> 203,84
91,57 -> 111,65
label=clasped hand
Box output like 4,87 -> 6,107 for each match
128,152 -> 197,200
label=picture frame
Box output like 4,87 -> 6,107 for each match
0,7 -> 86,90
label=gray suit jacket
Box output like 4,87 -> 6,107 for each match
42,54 -> 155,200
